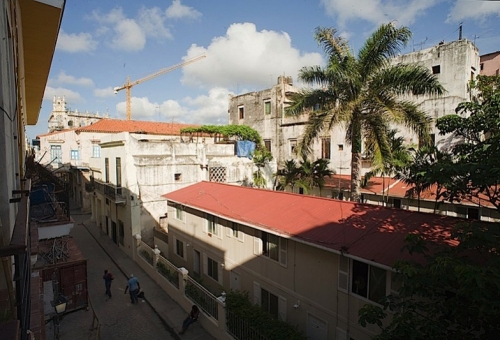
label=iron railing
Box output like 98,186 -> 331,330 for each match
226,309 -> 268,340
94,180 -> 126,204
185,276 -> 219,320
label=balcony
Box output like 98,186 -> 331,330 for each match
0,179 -> 32,340
94,180 -> 127,204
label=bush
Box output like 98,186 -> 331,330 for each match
225,290 -> 307,340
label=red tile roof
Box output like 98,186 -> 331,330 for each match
163,181 -> 475,268
325,174 -> 494,208
75,119 -> 200,135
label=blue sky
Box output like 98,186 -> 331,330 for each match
27,0 -> 500,139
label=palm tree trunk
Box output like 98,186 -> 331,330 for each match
350,119 -> 362,202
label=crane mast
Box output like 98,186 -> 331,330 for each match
114,54 -> 206,120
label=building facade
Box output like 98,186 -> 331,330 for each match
47,96 -> 105,133
229,40 -> 480,176
163,181 -> 466,340
480,51 -> 500,76
79,120 -> 256,257
0,1 -> 65,339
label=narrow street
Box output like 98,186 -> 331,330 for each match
48,212 -> 176,340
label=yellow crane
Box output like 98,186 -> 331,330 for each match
114,54 -> 206,120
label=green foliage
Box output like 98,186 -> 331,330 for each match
140,250 -> 153,265
285,23 -> 443,201
275,159 -> 299,191
156,261 -> 179,287
181,125 -> 263,144
251,148 -> 273,188
225,290 -> 307,340
359,76 -> 500,339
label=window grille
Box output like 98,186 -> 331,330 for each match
209,166 -> 227,182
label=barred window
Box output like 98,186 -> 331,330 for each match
209,167 -> 227,182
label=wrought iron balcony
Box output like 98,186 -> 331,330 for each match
94,179 -> 126,204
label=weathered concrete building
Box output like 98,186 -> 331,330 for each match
47,96 -> 105,133
229,39 -> 480,178
80,119 -> 255,257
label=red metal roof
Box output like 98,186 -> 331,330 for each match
75,118 -> 200,135
163,181 -> 472,268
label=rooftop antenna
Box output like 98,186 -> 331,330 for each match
459,22 -> 463,40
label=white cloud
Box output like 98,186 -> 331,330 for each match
94,87 -> 115,98
180,23 -> 323,91
320,0 -> 440,27
43,86 -> 84,105
110,18 -> 146,51
165,0 -> 202,19
50,71 -> 94,87
115,87 -> 231,124
56,29 -> 97,53
138,6 -> 173,39
447,1 -> 500,23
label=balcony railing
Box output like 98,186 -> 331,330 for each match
94,180 -> 126,204
0,179 -> 31,340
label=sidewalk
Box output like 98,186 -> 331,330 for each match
78,214 -> 215,340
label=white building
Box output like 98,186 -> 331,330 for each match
229,39 -> 480,176
47,95 -> 105,132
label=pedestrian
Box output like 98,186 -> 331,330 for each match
103,269 -> 114,298
179,305 -> 199,335
124,274 -> 140,304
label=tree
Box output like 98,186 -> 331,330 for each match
358,75 -> 500,339
364,129 -> 412,205
286,23 -> 444,201
252,148 -> 273,188
294,158 -> 334,195
276,159 -> 299,191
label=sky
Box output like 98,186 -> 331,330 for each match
27,0 -> 500,139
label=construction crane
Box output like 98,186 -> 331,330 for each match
114,54 -> 206,120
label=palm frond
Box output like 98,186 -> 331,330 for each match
378,63 -> 446,96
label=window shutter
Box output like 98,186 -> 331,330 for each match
254,231 -> 262,255
279,238 -> 287,266
218,262 -> 223,284
338,256 -> 349,291
278,296 -> 287,321
253,282 -> 261,305
203,253 -> 208,275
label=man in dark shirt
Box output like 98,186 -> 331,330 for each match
103,269 -> 114,298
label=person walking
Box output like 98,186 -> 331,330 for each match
103,269 -> 114,298
124,274 -> 140,304
179,305 -> 199,335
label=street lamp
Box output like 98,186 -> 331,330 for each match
52,294 -> 68,340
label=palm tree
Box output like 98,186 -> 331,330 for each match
364,129 -> 412,205
286,23 -> 444,201
276,159 -> 299,191
311,158 -> 334,196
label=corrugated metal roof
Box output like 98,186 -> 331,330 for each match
75,119 -> 200,135
163,181 -> 472,268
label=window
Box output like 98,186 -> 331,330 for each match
264,140 -> 272,153
118,220 -> 124,245
92,145 -> 101,158
228,222 -> 243,241
289,139 -> 297,155
456,206 -> 480,220
432,65 -> 441,74
321,137 -> 331,159
259,232 -> 287,265
313,103 -> 320,111
206,214 -> 220,236
176,238 -> 184,259
175,205 -> 184,221
105,158 -> 109,183
207,257 -> 218,281
175,173 -> 182,181
253,283 -> 286,320
298,187 -> 304,195
338,144 -> 344,151
261,288 -> 279,318
116,157 -> 122,187
71,149 -> 79,160
238,106 -> 244,119
480,63 -> 484,71
209,167 -> 227,182
264,101 -> 271,115
351,260 -> 386,303
393,198 -> 401,209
